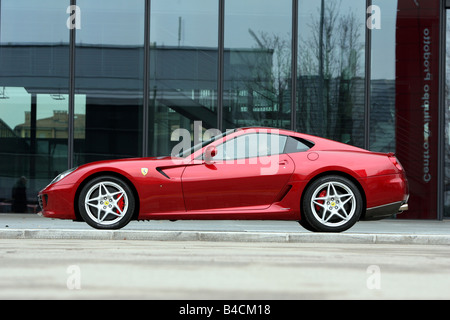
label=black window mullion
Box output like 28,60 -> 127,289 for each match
217,0 -> 225,132
364,0 -> 372,150
142,0 -> 151,157
68,0 -> 76,169
291,0 -> 298,131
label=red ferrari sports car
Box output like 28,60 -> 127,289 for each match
38,127 -> 409,232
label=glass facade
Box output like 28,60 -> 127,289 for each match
0,0 -> 447,219
369,0 -> 397,153
297,0 -> 366,147
224,0 -> 292,130
149,0 -> 218,156
74,0 -> 145,164
0,0 -> 69,213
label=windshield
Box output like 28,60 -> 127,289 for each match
177,129 -> 236,158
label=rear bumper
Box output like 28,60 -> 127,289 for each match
362,200 -> 409,221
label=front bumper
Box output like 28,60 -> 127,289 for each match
37,183 -> 77,220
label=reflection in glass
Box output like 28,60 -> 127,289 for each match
149,0 -> 218,156
214,133 -> 288,160
74,0 -> 145,165
0,0 -> 70,212
224,0 -> 292,130
297,0 -> 365,147
370,0 -> 397,153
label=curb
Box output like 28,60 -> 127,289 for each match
1,229 -> 450,245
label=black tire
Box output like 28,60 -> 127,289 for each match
300,175 -> 363,233
78,175 -> 135,230
298,216 -> 316,232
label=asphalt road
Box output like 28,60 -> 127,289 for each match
1,238 -> 450,300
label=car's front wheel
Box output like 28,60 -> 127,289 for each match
301,175 -> 363,232
78,175 -> 135,230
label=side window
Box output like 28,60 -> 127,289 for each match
214,133 -> 287,160
283,136 -> 313,153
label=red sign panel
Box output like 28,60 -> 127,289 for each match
395,0 -> 440,219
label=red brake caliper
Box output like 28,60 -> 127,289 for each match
316,190 -> 327,212
116,195 -> 125,214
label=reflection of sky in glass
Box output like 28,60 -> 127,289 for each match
76,0 -> 144,46
0,87 -> 30,129
0,0 -> 69,44
371,0 -> 397,80
0,0 -> 397,78
298,0 -> 367,77
151,0 -> 218,47
225,0 -> 291,48
0,88 -> 86,129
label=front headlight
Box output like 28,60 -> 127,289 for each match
50,167 -> 78,185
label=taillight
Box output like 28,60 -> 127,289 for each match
388,154 -> 404,172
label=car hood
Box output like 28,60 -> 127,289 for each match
47,156 -> 188,186
76,156 -> 187,171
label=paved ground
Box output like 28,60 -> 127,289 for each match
1,214 -> 450,245
2,213 -> 450,233
1,239 -> 449,300
1,214 -> 450,300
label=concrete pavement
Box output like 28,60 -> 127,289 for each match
1,213 -> 449,245
2,239 -> 450,299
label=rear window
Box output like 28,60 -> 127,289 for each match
284,136 -> 314,153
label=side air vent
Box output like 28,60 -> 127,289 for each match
156,167 -> 170,179
275,185 -> 292,202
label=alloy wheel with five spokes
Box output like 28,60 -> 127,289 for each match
301,175 -> 363,232
78,176 -> 135,229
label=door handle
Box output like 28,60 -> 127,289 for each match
279,160 -> 288,166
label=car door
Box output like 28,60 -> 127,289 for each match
181,132 -> 295,211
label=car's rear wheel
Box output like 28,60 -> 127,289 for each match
78,176 -> 135,230
301,175 -> 362,233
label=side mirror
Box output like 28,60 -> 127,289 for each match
204,146 -> 217,165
